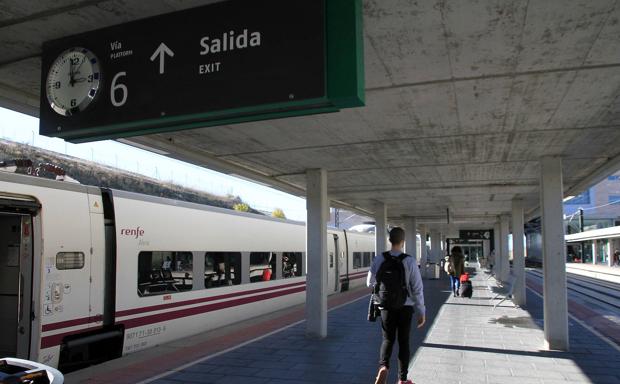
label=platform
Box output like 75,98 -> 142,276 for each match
65,270 -> 620,384
565,263 -> 620,284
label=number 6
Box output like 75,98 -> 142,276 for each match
111,71 -> 128,107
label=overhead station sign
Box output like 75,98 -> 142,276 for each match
39,0 -> 364,142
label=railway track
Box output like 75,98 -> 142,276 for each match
527,268 -> 620,310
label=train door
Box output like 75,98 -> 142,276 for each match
327,234 -> 340,293
0,199 -> 39,359
338,235 -> 346,291
87,192 -> 105,326
340,230 -> 350,291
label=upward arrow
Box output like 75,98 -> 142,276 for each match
150,42 -> 174,74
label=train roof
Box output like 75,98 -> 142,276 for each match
0,170 -> 306,227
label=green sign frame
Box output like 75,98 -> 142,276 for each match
41,0 -> 364,143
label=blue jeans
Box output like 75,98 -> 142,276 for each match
449,274 -> 460,294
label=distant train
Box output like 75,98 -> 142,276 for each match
0,171 -> 374,372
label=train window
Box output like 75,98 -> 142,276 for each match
249,252 -> 276,282
282,252 -> 302,278
56,252 -> 85,270
363,252 -> 371,267
353,252 -> 362,269
205,252 -> 242,288
137,251 -> 193,297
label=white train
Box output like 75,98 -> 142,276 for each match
0,171 -> 374,372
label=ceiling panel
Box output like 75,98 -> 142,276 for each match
1,0 -> 620,225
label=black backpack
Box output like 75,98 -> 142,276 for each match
373,252 -> 409,310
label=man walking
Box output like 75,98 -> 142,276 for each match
368,227 -> 426,384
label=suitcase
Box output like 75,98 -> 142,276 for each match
459,280 -> 473,298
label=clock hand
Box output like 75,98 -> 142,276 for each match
74,57 -> 86,74
69,60 -> 76,87
70,57 -> 86,87
68,64 -> 74,87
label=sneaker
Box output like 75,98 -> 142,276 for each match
374,366 -> 388,384
399,380 -> 414,384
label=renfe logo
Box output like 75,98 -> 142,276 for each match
120,227 -> 144,239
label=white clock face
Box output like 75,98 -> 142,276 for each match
46,47 -> 101,116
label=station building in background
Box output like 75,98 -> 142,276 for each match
526,170 -> 620,267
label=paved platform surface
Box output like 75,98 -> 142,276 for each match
413,270 -> 620,384
67,269 -> 620,384
565,263 -> 620,284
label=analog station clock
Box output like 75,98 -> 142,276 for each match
45,47 -> 101,116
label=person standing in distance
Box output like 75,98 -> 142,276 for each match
449,246 -> 465,297
368,227 -> 426,384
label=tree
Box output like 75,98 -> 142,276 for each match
233,203 -> 250,212
272,208 -> 286,219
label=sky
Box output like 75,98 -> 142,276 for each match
0,107 -> 308,221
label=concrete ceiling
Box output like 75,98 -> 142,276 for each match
2,0 -> 620,227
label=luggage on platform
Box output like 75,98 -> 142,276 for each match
459,279 -> 473,298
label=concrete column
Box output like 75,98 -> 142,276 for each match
493,221 -> 501,274
419,225 -> 428,278
405,217 -> 417,262
430,229 -> 440,263
500,215 -> 510,282
305,169 -> 328,338
540,156 -> 569,351
420,225 -> 428,262
430,229 -> 441,278
592,240 -> 597,265
512,199 -> 526,307
375,202 -> 387,256
482,240 -> 490,266
607,241 -> 612,267
441,233 -> 447,257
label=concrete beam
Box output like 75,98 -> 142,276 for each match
540,157 -> 569,351
305,169 -> 328,339
0,82 -> 39,117
331,182 -> 538,197
527,143 -> 620,222
564,150 -> 620,205
388,214 -> 507,225
125,136 -> 374,218
0,0 -> 110,30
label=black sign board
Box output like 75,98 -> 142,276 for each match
459,230 -> 492,240
447,238 -> 483,245
39,0 -> 348,141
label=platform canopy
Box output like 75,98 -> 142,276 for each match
1,0 -> 620,226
